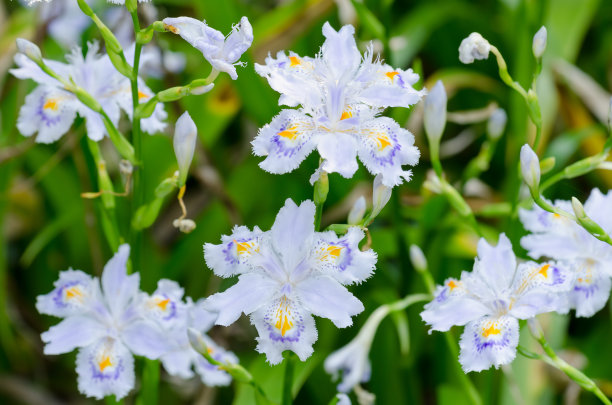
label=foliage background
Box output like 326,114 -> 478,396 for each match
1,0 -> 612,404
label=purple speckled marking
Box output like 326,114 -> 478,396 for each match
272,120 -> 309,159
473,331 -> 511,353
37,96 -> 63,128
548,266 -> 565,286
574,284 -> 598,299
264,301 -> 305,343
435,287 -> 449,303
222,240 -> 239,265
364,126 -> 401,167
332,240 -> 352,272
537,210 -> 551,227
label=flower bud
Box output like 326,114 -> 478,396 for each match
458,32 -> 491,64
409,245 -> 428,273
539,156 -> 556,174
486,108 -> 507,140
532,26 -> 547,59
527,318 -> 544,341
371,174 -> 392,219
348,196 -> 366,225
119,160 -> 133,176
16,38 -> 42,63
190,83 -> 215,95
314,170 -> 329,205
174,111 -> 198,187
423,81 -> 447,145
188,327 -> 210,357
520,144 -> 540,191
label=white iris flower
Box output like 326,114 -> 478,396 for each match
36,245 -> 172,400
203,198 -> 377,364
520,189 -> 612,317
10,41 -> 166,143
252,22 -> 423,187
421,234 -> 573,372
162,16 -> 253,80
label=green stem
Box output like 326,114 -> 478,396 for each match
129,10 -> 144,273
313,169 -> 329,232
138,359 -> 160,405
533,337 -> 612,405
282,353 -> 296,405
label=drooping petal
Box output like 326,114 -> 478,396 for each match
218,16 -> 253,65
250,296 -> 317,364
420,275 -> 490,332
270,199 -> 316,272
17,86 -> 77,143
76,338 -> 135,400
36,269 -> 97,317
161,348 -> 195,379
296,276 -> 363,328
162,17 -> 223,52
458,316 -> 519,372
204,225 -> 264,278
309,228 -> 376,285
121,319 -> 174,359
204,273 -> 278,326
472,234 -> 516,295
101,244 -> 139,319
252,109 -> 318,174
568,259 -> 612,318
356,117 -> 420,187
318,132 -> 359,179
41,315 -> 106,355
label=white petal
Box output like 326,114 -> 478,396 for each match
358,66 -> 425,108
17,86 -> 77,143
357,117 -> 420,187
161,348 -> 195,379
320,23 -> 361,80
296,276 -> 364,328
252,109 -> 318,174
101,244 -> 139,318
271,199 -> 316,272
250,296 -> 317,364
36,269 -> 97,317
318,132 -> 359,179
41,315 -> 106,355
584,188 -> 612,233
458,316 -> 519,372
569,259 -> 612,317
324,339 -> 371,393
204,273 -> 278,326
194,335 -> 238,386
473,234 -> 516,294
203,225 -> 264,278
310,228 -> 376,284
162,17 -> 223,51
121,319 -> 174,359
420,275 -> 490,332
76,338 -> 135,400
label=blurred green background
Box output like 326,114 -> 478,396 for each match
1,0 -> 612,404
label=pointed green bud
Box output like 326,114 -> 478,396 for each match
314,170 -> 329,206
539,156 -> 556,174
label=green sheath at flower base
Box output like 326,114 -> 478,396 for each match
132,176 -> 179,230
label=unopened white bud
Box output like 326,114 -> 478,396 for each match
348,196 -> 366,225
532,26 -> 547,59
119,160 -> 133,176
187,327 -> 207,355
409,245 -> 428,272
424,81 -> 447,145
423,170 -> 443,194
520,144 -> 541,191
191,83 -> 214,95
571,197 -> 586,219
486,108 -> 507,140
371,174 -> 392,219
173,111 -> 198,187
527,318 -> 543,340
173,218 -> 196,233
458,32 -> 490,64
16,38 -> 42,63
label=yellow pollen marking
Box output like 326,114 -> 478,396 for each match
482,324 -> 501,338
385,71 -> 399,81
447,280 -> 458,291
277,126 -> 299,140
538,264 -> 550,278
327,245 -> 343,258
156,298 -> 170,311
65,286 -> 83,300
274,298 -> 294,337
553,213 -> 560,219
371,132 -> 392,151
235,240 -> 257,256
98,356 -> 112,372
340,111 -> 353,120
138,90 -> 149,100
43,99 -> 59,111
289,56 -> 301,67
